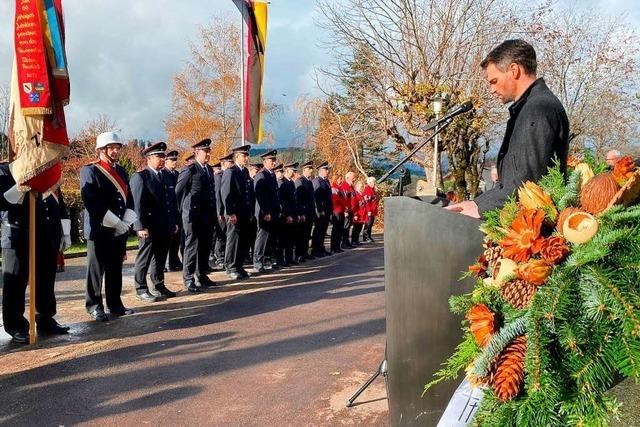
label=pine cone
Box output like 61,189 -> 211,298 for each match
500,279 -> 537,309
483,240 -> 504,273
491,335 -> 527,401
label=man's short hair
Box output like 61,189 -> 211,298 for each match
480,39 -> 537,75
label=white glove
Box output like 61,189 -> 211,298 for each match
102,210 -> 130,236
102,210 -> 121,228
114,221 -> 129,236
123,209 -> 137,227
61,219 -> 72,251
4,184 -> 26,205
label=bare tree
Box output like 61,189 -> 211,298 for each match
315,0 -> 540,198
530,8 -> 640,157
0,82 -> 10,160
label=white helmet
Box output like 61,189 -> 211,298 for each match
96,131 -> 123,150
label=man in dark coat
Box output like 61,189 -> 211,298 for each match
175,138 -> 218,292
163,150 -> 182,271
446,39 -> 569,218
311,161 -> 333,257
253,150 -> 280,272
131,142 -> 178,303
80,131 -> 136,321
276,162 -> 298,266
294,161 -> 316,262
0,165 -> 71,342
213,153 -> 235,270
221,145 -> 254,280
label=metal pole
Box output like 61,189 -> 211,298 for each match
240,3 -> 245,145
433,111 -> 439,190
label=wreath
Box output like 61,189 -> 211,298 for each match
425,154 -> 640,426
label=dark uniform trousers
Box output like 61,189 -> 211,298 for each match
276,219 -> 295,264
254,217 -> 278,266
342,215 -> 353,246
214,217 -> 227,265
134,236 -> 170,292
86,235 -> 128,313
225,217 -> 250,273
363,215 -> 375,241
311,213 -> 330,254
183,219 -> 213,281
330,213 -> 345,251
296,219 -> 314,257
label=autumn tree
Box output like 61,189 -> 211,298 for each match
166,15 -> 281,162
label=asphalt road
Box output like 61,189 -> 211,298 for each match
0,238 -> 388,426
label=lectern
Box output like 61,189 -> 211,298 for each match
384,196 -> 484,426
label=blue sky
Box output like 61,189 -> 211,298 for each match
0,0 -> 638,146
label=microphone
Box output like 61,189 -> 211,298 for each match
440,100 -> 473,122
419,101 -> 474,132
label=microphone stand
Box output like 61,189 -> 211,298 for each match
378,116 -> 454,184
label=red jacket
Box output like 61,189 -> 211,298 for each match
331,181 -> 345,214
363,185 -> 379,216
353,191 -> 367,224
339,181 -> 356,213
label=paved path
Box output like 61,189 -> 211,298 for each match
0,239 -> 388,426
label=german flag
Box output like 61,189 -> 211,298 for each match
233,0 -> 268,145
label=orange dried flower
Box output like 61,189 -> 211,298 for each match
540,236 -> 570,264
516,259 -> 552,285
466,304 -> 496,347
500,209 -> 546,263
613,156 -> 637,185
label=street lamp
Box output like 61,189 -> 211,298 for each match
432,95 -> 443,191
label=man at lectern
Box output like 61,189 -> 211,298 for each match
446,39 -> 569,218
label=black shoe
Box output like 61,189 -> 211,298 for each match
254,265 -> 266,273
184,281 -> 199,293
155,285 -> 177,298
351,241 -> 360,247
270,263 -> 281,270
198,276 -> 218,288
295,256 -> 306,263
228,271 -> 242,280
111,307 -> 135,316
89,309 -> 109,322
341,243 -> 352,250
305,254 -> 316,260
278,261 -> 290,268
136,291 -> 158,303
239,269 -> 251,278
288,259 -> 298,265
8,330 -> 29,343
37,319 -> 70,335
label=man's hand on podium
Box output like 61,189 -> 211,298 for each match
444,200 -> 480,219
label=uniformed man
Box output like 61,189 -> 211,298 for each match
275,162 -> 297,266
80,131 -> 136,321
246,163 -> 261,263
131,142 -> 178,302
175,138 -> 218,292
0,166 -> 72,342
311,161 -> 333,257
163,150 -> 182,271
294,161 -> 316,262
213,154 -> 234,270
178,152 -> 195,259
253,150 -> 280,272
221,145 -> 254,280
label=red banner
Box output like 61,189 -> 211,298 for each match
14,0 -> 52,115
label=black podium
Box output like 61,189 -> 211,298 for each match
384,196 -> 483,426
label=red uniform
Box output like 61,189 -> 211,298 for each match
331,181 -> 345,214
363,185 -> 379,217
339,181 -> 356,215
353,191 -> 367,224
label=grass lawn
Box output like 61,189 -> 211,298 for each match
64,235 -> 139,256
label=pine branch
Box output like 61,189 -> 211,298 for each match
423,333 -> 480,394
557,169 -> 581,211
473,315 -> 528,377
540,160 -> 568,206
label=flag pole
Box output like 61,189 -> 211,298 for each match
240,2 -> 245,146
28,191 -> 37,345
